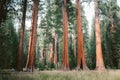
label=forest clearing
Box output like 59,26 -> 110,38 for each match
1,70 -> 120,80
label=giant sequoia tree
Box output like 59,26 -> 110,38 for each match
62,0 -> 69,70
76,0 -> 88,70
17,0 -> 27,71
94,0 -> 105,70
26,0 -> 39,72
98,0 -> 120,68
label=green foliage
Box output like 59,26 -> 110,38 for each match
87,19 -> 96,69
88,0 -> 120,69
22,29 -> 29,67
0,0 -> 15,26
69,36 -> 77,69
98,0 -> 120,69
38,0 -> 89,70
0,18 -> 19,69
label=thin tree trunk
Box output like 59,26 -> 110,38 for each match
50,45 -> 53,63
17,0 -> 27,71
110,15 -> 115,40
73,36 -> 76,58
62,0 -> 69,70
43,48 -> 46,66
62,34 -> 65,69
76,0 -> 88,70
95,0 -> 105,70
72,34 -> 76,58
53,34 -> 58,68
26,0 -> 38,72
25,28 -> 32,69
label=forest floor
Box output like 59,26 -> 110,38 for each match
0,70 -> 120,80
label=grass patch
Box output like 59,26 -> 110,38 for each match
0,70 -> 120,80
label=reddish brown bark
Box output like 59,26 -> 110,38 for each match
76,0 -> 88,70
62,0 -> 69,70
62,35 -> 65,69
17,0 -> 27,71
26,0 -> 38,72
49,45 -> 53,63
53,53 -> 57,65
95,0 -> 105,70
25,28 -> 32,69
53,34 -> 58,67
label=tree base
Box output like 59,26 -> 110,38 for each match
76,65 -> 89,71
83,66 -> 89,70
61,66 -> 70,71
76,66 -> 82,71
24,67 -> 34,72
96,66 -> 106,71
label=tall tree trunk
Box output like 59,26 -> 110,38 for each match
73,37 -> 76,58
17,0 -> 27,71
53,34 -> 58,68
62,0 -> 69,70
50,45 -> 53,63
26,0 -> 38,72
51,30 -> 58,67
76,0 -> 88,70
72,34 -> 76,58
95,0 -> 105,70
25,27 -> 32,69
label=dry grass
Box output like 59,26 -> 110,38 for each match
0,70 -> 120,80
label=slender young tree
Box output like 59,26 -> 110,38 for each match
49,44 -> 53,63
62,0 -> 69,70
53,34 -> 58,68
72,34 -> 76,58
94,0 -> 105,70
76,0 -> 88,70
73,37 -> 76,58
17,0 -> 27,71
107,1 -> 115,41
26,0 -> 38,72
42,48 -> 46,66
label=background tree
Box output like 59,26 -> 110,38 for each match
26,0 -> 39,72
76,0 -> 88,70
62,0 -> 69,70
94,0 -> 105,70
98,0 -> 120,68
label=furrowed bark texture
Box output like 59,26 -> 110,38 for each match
62,0 -> 69,70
